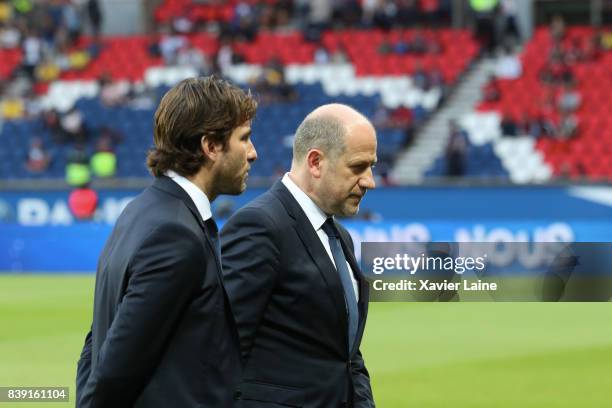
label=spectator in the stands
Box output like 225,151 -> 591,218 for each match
383,28 -> 441,56
99,72 -> 130,107
500,112 -> 517,137
410,28 -> 440,54
470,0 -> 498,54
60,106 -> 89,144
495,45 -> 521,79
373,102 -> 413,131
65,143 -> 91,187
445,119 -> 468,177
230,1 -> 257,42
90,134 -> 117,178
532,112 -> 556,138
558,112 -> 578,139
25,137 -> 51,173
370,0 -> 394,31
0,95 -> 25,118
23,89 -> 42,117
498,0 -> 521,46
43,108 -> 63,141
314,44 -> 330,63
540,54 -> 574,85
360,0 -> 377,27
97,125 -> 123,146
393,32 -> 410,54
252,57 -> 296,103
159,26 -> 187,65
0,0 -> 12,24
215,37 -> 245,75
87,0 -> 102,38
539,85 -> 557,116
557,81 -> 581,113
62,0 -> 82,46
331,45 -> 349,64
565,37 -> 585,64
20,28 -> 43,79
584,32 -> 603,61
412,60 -> 430,90
302,0 -> 332,41
395,0 -> 418,27
259,0 -> 293,30
483,74 -> 501,102
378,36 -> 393,54
0,21 -> 21,48
601,30 -> 612,50
176,43 -> 210,75
550,14 -> 565,42
524,115 -> 541,138
372,101 -> 394,129
171,8 -> 194,35
331,0 -> 361,28
428,66 -> 445,97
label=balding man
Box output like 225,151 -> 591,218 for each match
221,104 -> 377,408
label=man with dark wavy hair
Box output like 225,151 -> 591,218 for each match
76,76 -> 257,408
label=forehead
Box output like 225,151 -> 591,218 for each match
342,121 -> 377,160
231,121 -> 252,136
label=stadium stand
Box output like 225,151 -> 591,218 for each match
0,0 -> 477,183
1,0 -> 610,184
464,25 -> 612,182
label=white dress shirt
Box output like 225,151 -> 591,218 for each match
281,173 -> 359,300
165,170 -> 213,222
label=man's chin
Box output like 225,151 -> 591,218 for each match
341,204 -> 360,217
219,181 -> 247,196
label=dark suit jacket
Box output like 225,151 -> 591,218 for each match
221,180 -> 375,408
76,176 -> 241,408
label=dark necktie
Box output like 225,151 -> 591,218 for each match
321,218 -> 359,352
204,218 -> 221,259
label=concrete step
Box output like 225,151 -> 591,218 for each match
392,56 -> 495,182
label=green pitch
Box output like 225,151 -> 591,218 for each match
1,275 -> 611,407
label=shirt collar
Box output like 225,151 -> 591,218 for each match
281,173 -> 330,232
165,170 -> 212,221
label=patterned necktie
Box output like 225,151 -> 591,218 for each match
321,218 -> 359,353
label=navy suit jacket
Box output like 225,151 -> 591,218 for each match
76,176 -> 242,408
221,180 -> 375,408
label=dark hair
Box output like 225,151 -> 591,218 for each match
147,76 -> 257,177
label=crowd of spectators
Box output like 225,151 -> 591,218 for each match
0,0 -> 102,81
1,0 -> 460,183
486,15 -> 608,142
0,0 -> 104,124
0,2 -> 152,182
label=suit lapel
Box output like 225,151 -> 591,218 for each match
270,181 -> 349,341
152,176 -> 223,279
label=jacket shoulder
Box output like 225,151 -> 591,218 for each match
229,190 -> 286,226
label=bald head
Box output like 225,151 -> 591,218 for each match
306,103 -> 371,125
292,104 -> 373,165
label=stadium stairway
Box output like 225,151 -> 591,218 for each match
392,57 -> 496,183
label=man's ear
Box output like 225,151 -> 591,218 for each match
201,136 -> 221,163
306,149 -> 324,178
